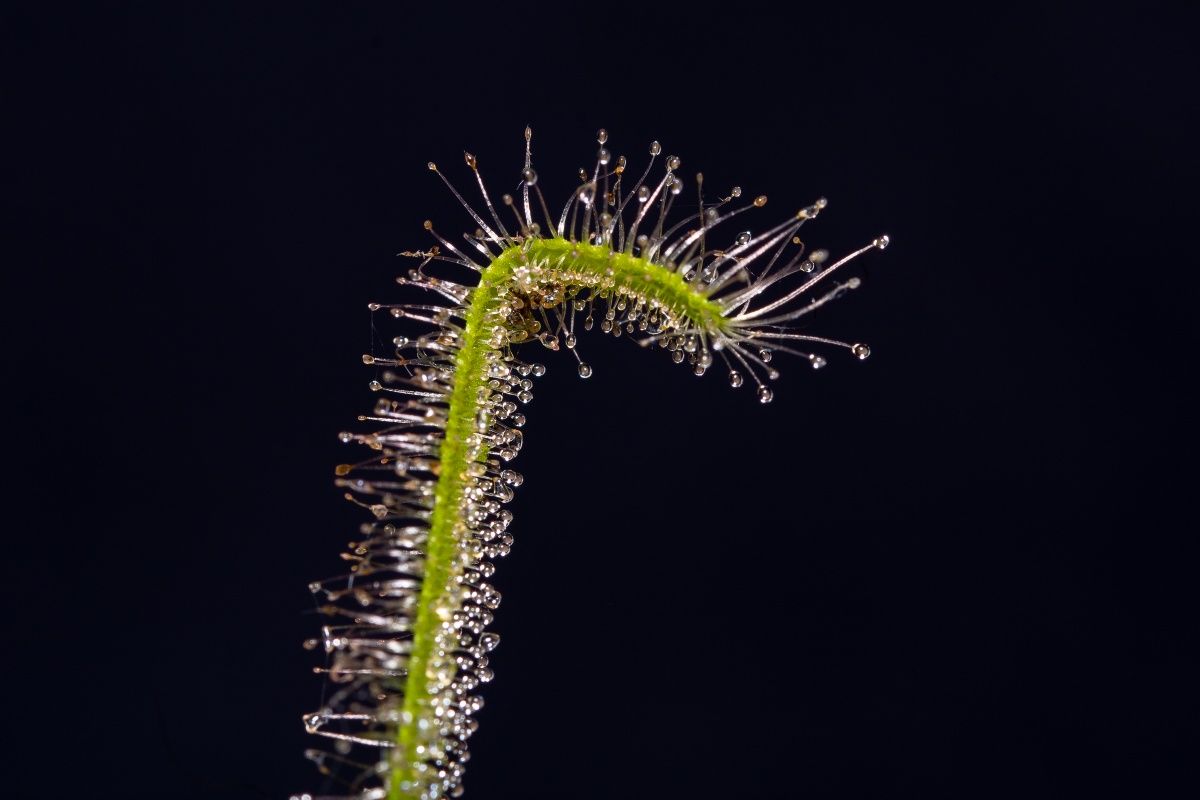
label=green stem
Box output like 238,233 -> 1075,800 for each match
390,239 -> 725,797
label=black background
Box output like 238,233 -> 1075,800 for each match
5,4 -> 1198,799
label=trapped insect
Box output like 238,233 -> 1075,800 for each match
297,128 -> 888,800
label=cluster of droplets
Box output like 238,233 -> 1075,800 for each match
413,127 -> 886,403
491,257 -> 724,385
301,128 -> 886,800
301,290 -> 550,799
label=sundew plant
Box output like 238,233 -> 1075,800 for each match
297,128 -> 889,800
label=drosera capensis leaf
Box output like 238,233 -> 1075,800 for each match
297,128 -> 889,800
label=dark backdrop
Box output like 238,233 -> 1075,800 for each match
5,4 -> 1197,799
